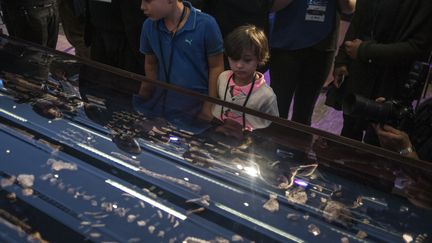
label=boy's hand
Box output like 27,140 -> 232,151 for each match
197,101 -> 214,122
138,83 -> 155,101
215,119 -> 244,140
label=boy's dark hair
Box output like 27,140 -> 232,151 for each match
224,25 -> 270,66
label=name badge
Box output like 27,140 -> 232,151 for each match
305,0 -> 328,22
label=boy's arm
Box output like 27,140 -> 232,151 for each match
199,53 -> 224,121
138,54 -> 158,99
144,54 -> 158,80
207,53 -> 224,99
200,15 -> 223,120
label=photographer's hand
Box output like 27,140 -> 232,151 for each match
345,39 -> 362,60
372,124 -> 419,159
332,65 -> 349,88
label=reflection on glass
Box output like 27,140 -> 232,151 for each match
0,36 -> 431,242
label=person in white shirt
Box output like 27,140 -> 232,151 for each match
212,25 -> 279,132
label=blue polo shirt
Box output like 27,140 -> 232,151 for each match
140,1 -> 223,94
270,0 -> 336,50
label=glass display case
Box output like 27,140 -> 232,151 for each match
1,35 -> 432,243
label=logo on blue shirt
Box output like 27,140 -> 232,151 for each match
185,39 -> 193,46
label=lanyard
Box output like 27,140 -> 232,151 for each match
220,72 -> 257,130
157,5 -> 187,84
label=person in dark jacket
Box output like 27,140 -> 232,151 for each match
333,0 -> 432,142
0,0 -> 59,48
85,0 -> 146,75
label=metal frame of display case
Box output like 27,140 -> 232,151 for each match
1,34 -> 431,243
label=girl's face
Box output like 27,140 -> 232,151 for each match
228,49 -> 259,83
141,0 -> 173,20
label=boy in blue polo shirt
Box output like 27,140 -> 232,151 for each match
138,0 -> 224,104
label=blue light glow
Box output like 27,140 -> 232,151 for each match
294,179 -> 308,187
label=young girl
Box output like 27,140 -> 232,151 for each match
212,25 -> 279,131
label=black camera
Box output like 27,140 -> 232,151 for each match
343,61 -> 430,129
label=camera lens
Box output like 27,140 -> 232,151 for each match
343,94 -> 395,123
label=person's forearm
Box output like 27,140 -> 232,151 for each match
144,58 -> 158,81
357,40 -> 428,67
207,54 -> 224,98
338,0 -> 356,14
139,56 -> 158,98
208,69 -> 222,99
200,56 -> 223,120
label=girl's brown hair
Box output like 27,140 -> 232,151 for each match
224,25 -> 270,66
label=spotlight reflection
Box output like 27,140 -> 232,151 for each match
244,166 -> 259,177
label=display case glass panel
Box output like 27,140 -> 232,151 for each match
1,35 -> 431,243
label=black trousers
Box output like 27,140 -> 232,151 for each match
58,0 -> 89,58
269,47 -> 334,125
1,2 -> 59,48
90,28 -> 144,75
